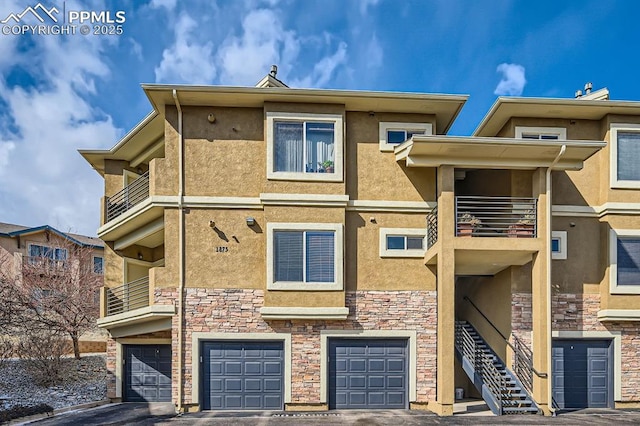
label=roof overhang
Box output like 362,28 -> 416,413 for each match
475,97 -> 640,137
141,84 -> 468,134
79,111 -> 164,176
395,135 -> 606,170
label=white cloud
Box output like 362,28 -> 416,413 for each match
0,25 -> 121,235
217,9 -> 300,86
494,63 -> 526,96
129,38 -> 143,61
149,0 -> 177,12
154,13 -> 217,84
359,0 -> 379,15
290,41 -> 348,88
366,34 -> 383,69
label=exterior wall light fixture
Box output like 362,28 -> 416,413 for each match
246,217 -> 256,227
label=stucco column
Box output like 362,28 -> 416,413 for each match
531,168 -> 550,414
434,165 -> 456,416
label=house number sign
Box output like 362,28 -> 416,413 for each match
215,246 -> 229,253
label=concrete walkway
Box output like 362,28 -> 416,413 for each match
24,402 -> 640,425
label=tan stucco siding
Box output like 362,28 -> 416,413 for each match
346,212 -> 435,291
551,217 -> 602,294
347,111 -> 436,202
182,107 -> 265,197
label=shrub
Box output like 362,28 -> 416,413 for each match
0,339 -> 14,370
0,403 -> 54,422
15,330 -> 71,386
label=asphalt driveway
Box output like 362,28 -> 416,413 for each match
24,403 -> 640,425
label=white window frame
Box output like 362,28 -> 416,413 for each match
610,123 -> 640,189
379,122 -> 433,152
551,231 -> 567,260
609,229 -> 640,294
266,112 -> 343,182
267,223 -> 343,291
379,228 -> 426,258
27,243 -> 68,266
515,126 -> 566,140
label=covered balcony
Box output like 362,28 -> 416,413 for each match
455,196 -> 537,238
105,171 -> 150,222
105,276 -> 150,316
97,271 -> 174,333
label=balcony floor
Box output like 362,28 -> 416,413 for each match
426,236 -> 542,276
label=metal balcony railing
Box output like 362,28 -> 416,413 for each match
455,196 -> 537,238
426,205 -> 438,249
105,171 -> 150,222
105,277 -> 149,316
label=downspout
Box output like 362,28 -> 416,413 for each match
172,89 -> 185,414
545,144 -> 565,416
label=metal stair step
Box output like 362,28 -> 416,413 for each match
502,407 -> 539,414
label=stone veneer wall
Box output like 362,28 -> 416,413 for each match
511,293 -> 533,347
156,288 -> 437,407
552,293 -> 640,401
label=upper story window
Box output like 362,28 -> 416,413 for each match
379,228 -> 427,258
266,112 -> 343,182
267,222 -> 343,291
610,123 -> 640,188
28,244 -> 68,266
515,126 -> 566,140
379,122 -> 432,152
551,231 -> 567,260
93,256 -> 104,274
609,229 -> 640,294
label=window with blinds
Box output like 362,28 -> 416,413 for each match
617,238 -> 640,286
617,132 -> 640,181
267,223 -> 343,291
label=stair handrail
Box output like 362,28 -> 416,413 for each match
463,296 -> 547,382
455,322 -> 505,412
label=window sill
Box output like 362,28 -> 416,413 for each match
267,171 -> 343,182
267,282 -> 343,291
260,306 -> 349,320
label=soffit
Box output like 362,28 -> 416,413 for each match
475,97 -> 640,137
395,136 -> 606,170
142,84 -> 468,135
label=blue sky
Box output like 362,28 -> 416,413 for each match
0,0 -> 639,236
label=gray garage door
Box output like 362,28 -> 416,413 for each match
201,341 -> 284,410
329,339 -> 408,409
124,345 -> 172,402
552,339 -> 612,409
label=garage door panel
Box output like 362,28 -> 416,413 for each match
329,339 -> 408,409
264,361 -> 281,375
552,340 -> 612,409
202,341 -> 284,410
225,362 -> 242,374
124,344 -> 172,403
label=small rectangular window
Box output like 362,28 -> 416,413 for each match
379,122 -> 432,151
551,231 -> 567,260
93,256 -> 104,275
515,127 -> 566,141
380,228 -> 426,258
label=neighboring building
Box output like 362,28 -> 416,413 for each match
80,73 -> 640,415
0,222 -> 105,279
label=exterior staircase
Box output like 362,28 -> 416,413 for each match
455,320 -> 539,415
